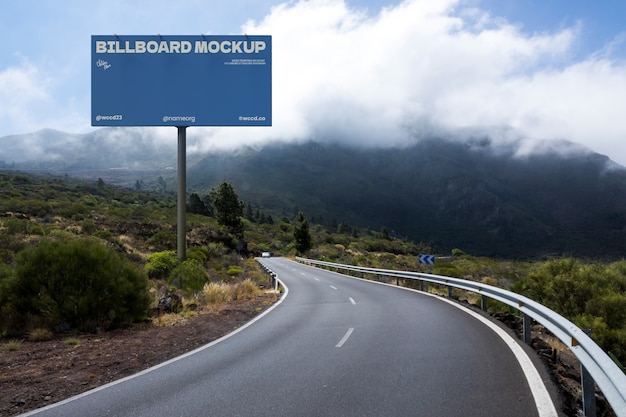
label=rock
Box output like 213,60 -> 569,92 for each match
157,293 -> 183,313
53,322 -> 71,333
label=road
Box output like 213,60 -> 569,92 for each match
23,257 -> 559,417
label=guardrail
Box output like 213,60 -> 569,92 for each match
296,257 -> 626,417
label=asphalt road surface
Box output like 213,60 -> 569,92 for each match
23,257 -> 559,417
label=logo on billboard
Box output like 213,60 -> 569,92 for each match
96,59 -> 111,70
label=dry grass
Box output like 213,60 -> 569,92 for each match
152,313 -> 189,327
235,279 -> 262,300
64,337 -> 81,347
4,340 -> 22,351
203,282 -> 234,305
27,328 -> 54,342
201,279 -> 262,309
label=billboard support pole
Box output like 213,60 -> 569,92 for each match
177,126 -> 187,262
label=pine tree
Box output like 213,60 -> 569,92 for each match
210,181 -> 244,237
187,192 -> 210,215
294,211 -> 312,254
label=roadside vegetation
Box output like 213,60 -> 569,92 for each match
0,171 -> 625,369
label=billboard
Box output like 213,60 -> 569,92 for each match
91,35 -> 271,127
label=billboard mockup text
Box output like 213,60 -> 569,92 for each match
91,35 -> 271,127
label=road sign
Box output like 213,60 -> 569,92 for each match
419,254 -> 435,265
91,35 -> 272,127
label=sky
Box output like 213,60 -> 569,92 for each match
1,0 -> 626,165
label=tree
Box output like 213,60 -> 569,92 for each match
245,203 -> 255,222
157,176 -> 167,193
293,211 -> 312,254
187,192 -> 210,215
210,181 -> 244,237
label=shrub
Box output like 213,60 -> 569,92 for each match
206,242 -> 227,258
13,237 -> 150,332
147,230 -> 177,250
227,266 -> 243,277
187,246 -> 209,263
81,219 -> 97,234
145,250 -> 178,279
169,259 -> 210,292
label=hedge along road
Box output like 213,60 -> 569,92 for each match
21,257 -> 560,417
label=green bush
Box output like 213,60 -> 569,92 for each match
147,230 -> 177,250
227,266 -> 243,277
145,250 -> 178,279
169,259 -> 210,292
0,263 -> 18,334
12,237 -> 150,332
206,242 -> 227,258
514,258 -> 626,364
187,246 -> 209,263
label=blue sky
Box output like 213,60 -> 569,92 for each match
1,0 -> 626,165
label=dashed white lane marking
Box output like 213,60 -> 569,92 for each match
330,285 -> 338,290
349,297 -> 356,305
336,328 -> 354,348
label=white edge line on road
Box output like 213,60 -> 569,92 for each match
336,328 -> 354,348
304,264 -> 558,417
435,296 -> 559,417
20,278 -> 290,417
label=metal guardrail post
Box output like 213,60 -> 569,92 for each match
523,314 -> 532,345
582,329 -> 597,417
481,294 -> 487,311
447,285 -> 453,298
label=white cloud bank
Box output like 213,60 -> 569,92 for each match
191,0 -> 626,166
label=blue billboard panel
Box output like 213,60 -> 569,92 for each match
91,35 -> 271,127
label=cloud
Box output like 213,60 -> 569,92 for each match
0,59 -> 52,131
184,0 -> 626,166
0,57 -> 89,136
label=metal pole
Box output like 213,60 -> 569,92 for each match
523,313 -> 532,345
581,329 -> 597,417
177,126 -> 187,262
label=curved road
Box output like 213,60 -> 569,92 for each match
23,257 -> 559,417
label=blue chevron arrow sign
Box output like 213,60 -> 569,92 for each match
419,254 -> 435,265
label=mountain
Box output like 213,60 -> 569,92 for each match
1,129 -> 625,259
186,139 -> 626,259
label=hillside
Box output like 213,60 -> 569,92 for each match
2,129 -> 626,259
187,139 -> 626,259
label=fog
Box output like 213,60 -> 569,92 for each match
185,0 -> 626,166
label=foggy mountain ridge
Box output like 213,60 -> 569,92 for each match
1,128 -> 625,259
